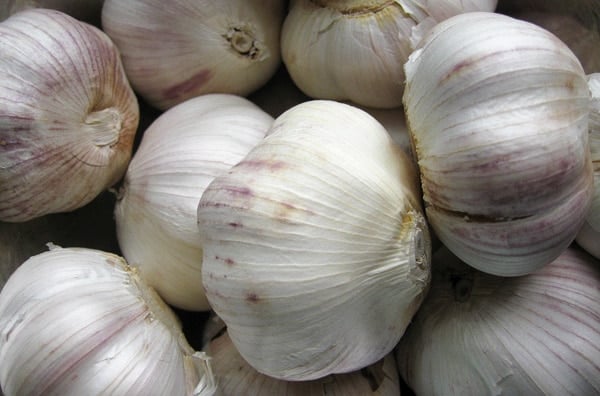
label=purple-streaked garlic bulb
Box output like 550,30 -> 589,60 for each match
403,11 -> 594,276
101,0 -> 285,110
0,9 -> 139,222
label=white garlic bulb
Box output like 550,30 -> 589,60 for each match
204,330 -> 401,395
101,0 -> 285,110
576,73 -> 600,259
0,246 -> 216,396
280,0 -> 497,109
396,246 -> 600,396
197,100 -> 431,381
0,8 -> 139,223
114,94 -> 273,311
403,11 -> 594,276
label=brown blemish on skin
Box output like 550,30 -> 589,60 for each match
227,222 -> 242,228
215,255 -> 235,266
222,186 -> 253,197
162,69 -> 213,101
246,292 -> 260,303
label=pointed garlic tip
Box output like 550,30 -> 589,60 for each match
396,246 -> 600,395
114,94 -> 273,311
576,73 -> 600,258
101,0 -> 286,110
280,0 -> 497,109
203,329 -> 401,395
198,100 -> 431,381
0,247 -> 216,396
403,11 -> 594,276
0,8 -> 139,223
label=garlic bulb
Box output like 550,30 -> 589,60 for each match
280,0 -> 497,109
0,9 -> 139,223
396,246 -> 600,396
0,246 -> 216,396
1,0 -> 105,25
115,94 -> 272,311
197,100 -> 431,381
403,11 -> 594,276
513,11 -> 600,74
204,330 -> 401,395
576,73 -> 600,259
101,0 -> 285,110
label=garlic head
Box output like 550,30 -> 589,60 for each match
204,329 -> 401,395
101,0 -> 286,110
115,94 -> 273,311
396,246 -> 600,396
281,0 -> 497,109
198,100 -> 431,381
403,11 -> 594,276
0,246 -> 216,396
0,8 -> 139,222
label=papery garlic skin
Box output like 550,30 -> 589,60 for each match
101,0 -> 285,110
576,73 -> 600,259
0,9 -> 139,223
280,0 -> 497,109
198,100 -> 431,381
0,247 -> 215,396
204,330 -> 401,395
115,94 -> 272,311
403,11 -> 594,276
396,246 -> 600,396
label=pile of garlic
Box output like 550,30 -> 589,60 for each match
1,1 -> 600,395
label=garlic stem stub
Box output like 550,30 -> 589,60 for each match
204,330 -> 401,395
0,246 -> 216,396
0,8 -> 139,223
396,246 -> 600,396
576,73 -> 600,259
403,11 -> 594,276
280,0 -> 497,109
198,100 -> 431,381
114,94 -> 273,312
101,0 -> 285,110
